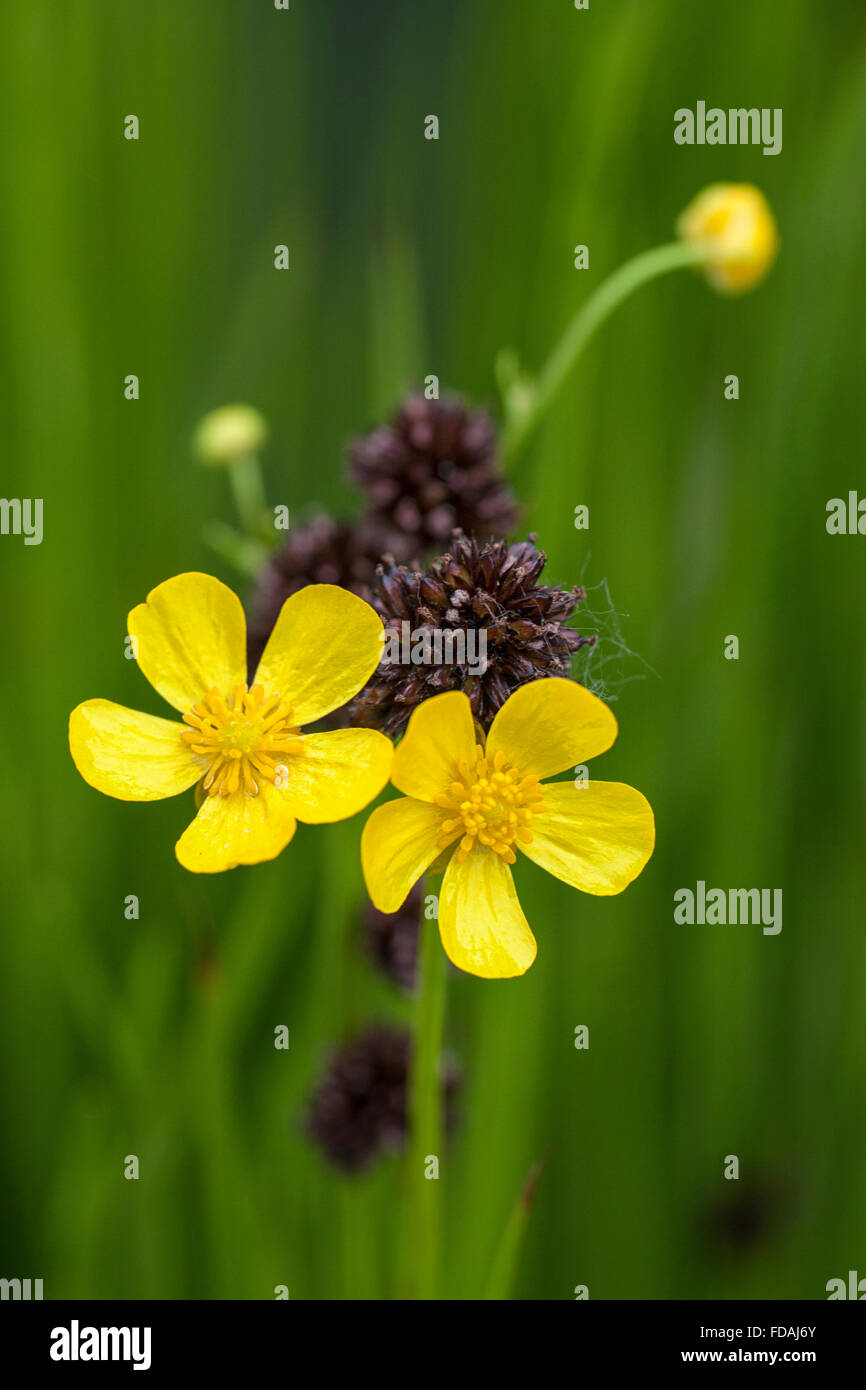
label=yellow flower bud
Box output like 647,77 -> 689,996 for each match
676,183 -> 779,294
193,404 -> 269,466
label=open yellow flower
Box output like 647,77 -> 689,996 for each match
362,679 -> 654,979
676,183 -> 778,294
69,574 -> 392,872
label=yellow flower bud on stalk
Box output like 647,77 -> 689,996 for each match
501,184 -> 779,462
676,183 -> 779,295
193,404 -> 272,566
193,403 -> 268,466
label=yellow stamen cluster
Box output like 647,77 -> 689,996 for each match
436,746 -> 544,864
182,683 -> 302,798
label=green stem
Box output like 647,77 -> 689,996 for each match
227,451 -> 268,538
202,519 -> 269,578
404,913 -> 447,1300
501,240 -> 705,463
483,1197 -> 529,1303
483,1151 -> 547,1300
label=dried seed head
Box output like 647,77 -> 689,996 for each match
351,531 -> 595,738
362,883 -> 424,993
306,1022 -> 460,1174
348,392 -> 518,562
700,1174 -> 786,1255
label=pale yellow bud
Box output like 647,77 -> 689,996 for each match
677,184 -> 779,294
193,404 -> 269,466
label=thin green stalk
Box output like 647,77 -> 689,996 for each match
501,240 -> 705,463
483,1198 -> 529,1303
340,1181 -> 377,1301
404,914 -> 448,1300
202,518 -> 269,577
483,1152 -> 548,1300
228,451 -> 269,538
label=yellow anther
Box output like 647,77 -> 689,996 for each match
181,682 -> 303,798
437,744 -> 544,864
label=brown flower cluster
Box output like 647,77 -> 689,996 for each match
247,393 -> 516,671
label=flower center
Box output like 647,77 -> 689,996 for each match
181,683 -> 302,798
435,746 -> 544,864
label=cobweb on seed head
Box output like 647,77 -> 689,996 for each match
569,559 -> 658,703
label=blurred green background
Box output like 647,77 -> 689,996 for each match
2,0 -> 865,1300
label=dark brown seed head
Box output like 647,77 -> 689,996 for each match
348,392 -> 518,562
306,1022 -> 460,1174
700,1175 -> 786,1256
350,531 -> 595,739
362,883 -> 424,993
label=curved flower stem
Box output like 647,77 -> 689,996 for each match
404,912 -> 447,1300
500,240 -> 706,465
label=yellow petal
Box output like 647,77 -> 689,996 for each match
253,584 -> 384,726
286,729 -> 393,824
69,699 -> 202,801
175,781 -> 297,873
486,678 -> 617,781
128,572 -> 247,714
439,845 -> 536,979
391,690 -> 478,802
520,780 -> 654,895
361,797 -> 450,913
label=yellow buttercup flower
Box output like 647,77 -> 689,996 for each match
677,183 -> 778,294
361,679 -> 654,979
69,574 -> 392,872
